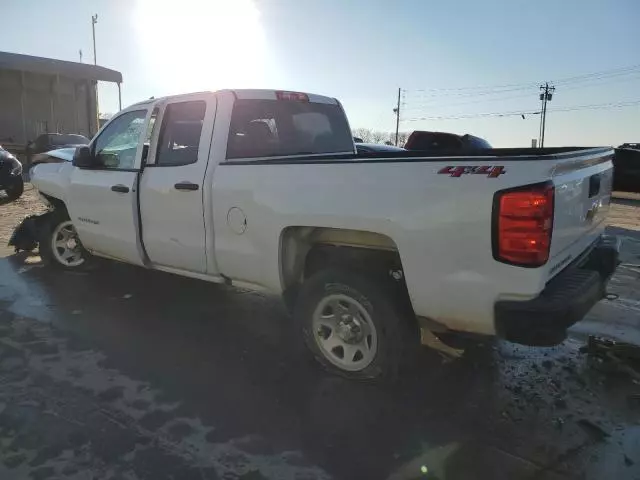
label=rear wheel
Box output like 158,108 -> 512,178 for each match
294,268 -> 418,381
39,212 -> 94,270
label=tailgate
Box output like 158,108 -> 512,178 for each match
547,148 -> 614,279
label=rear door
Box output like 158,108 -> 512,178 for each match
138,94 -> 217,273
66,107 -> 154,265
548,148 -> 614,272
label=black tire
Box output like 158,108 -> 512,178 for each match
294,268 -> 418,381
38,210 -> 95,271
4,178 -> 24,201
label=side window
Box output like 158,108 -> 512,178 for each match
155,101 -> 206,166
94,110 -> 147,169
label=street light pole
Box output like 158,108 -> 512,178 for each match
91,14 -> 98,65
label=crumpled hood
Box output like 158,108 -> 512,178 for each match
42,147 -> 77,162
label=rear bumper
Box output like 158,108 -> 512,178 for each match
495,235 -> 620,346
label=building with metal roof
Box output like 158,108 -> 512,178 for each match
0,51 -> 123,151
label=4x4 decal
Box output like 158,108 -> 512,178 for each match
438,166 -> 506,178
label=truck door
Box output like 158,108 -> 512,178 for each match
65,107 -> 155,265
138,94 -> 217,273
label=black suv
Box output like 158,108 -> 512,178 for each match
0,146 -> 24,201
613,143 -> 640,192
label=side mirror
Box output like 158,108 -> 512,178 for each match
72,146 -> 96,168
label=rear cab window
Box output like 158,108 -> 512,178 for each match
226,97 -> 354,160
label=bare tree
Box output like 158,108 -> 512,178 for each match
370,131 -> 387,144
353,128 -> 410,147
352,128 -> 374,143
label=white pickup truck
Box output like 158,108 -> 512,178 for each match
12,89 -> 619,380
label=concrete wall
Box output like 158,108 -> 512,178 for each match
0,69 -> 98,147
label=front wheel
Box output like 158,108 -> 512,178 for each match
294,268 -> 418,381
39,213 -> 94,270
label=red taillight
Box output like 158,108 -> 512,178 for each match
494,184 -> 554,266
276,91 -> 309,102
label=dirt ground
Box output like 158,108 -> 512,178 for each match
0,187 -> 639,480
0,185 -> 45,249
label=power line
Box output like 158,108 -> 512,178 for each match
552,64 -> 640,85
402,99 -> 640,122
405,71 -> 640,110
553,71 -> 640,90
404,110 -> 541,121
402,91 -> 536,111
550,99 -> 640,113
402,63 -> 640,97
405,81 -> 539,94
404,85 -> 534,100
403,71 -> 640,104
400,73 -> 640,137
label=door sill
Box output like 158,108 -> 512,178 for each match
152,265 -> 226,284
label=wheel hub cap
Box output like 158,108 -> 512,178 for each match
51,221 -> 85,267
337,316 -> 363,343
311,294 -> 378,372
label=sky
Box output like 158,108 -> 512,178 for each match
2,0 -> 639,147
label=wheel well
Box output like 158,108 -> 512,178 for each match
41,194 -> 67,213
280,227 -> 410,310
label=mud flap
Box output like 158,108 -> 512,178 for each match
7,212 -> 52,253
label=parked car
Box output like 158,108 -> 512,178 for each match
404,130 -> 492,152
0,145 -> 24,201
355,143 -> 405,154
14,89 -> 618,381
27,133 -> 89,166
613,143 -> 640,192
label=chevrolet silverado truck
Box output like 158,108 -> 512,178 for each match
12,89 -> 619,380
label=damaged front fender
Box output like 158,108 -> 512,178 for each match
7,212 -> 53,253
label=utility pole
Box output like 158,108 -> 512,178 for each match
538,83 -> 555,147
538,90 -> 544,147
393,88 -> 401,146
91,14 -> 98,65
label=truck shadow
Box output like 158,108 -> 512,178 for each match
0,252 -> 636,479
